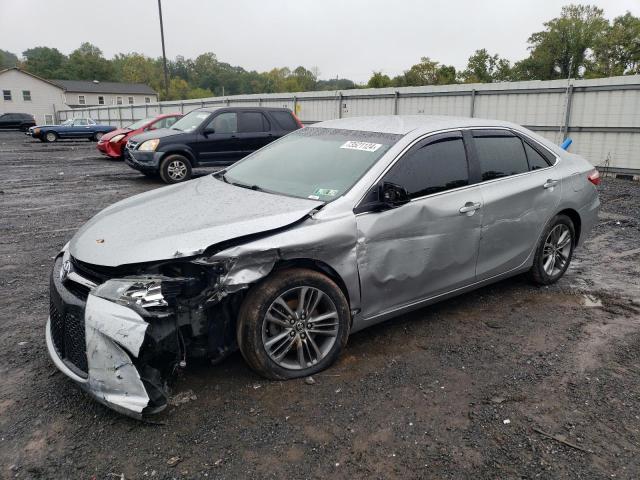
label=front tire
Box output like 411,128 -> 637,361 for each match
159,154 -> 192,184
44,131 -> 58,143
528,214 -> 575,285
237,268 -> 350,380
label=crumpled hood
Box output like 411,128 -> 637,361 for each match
101,127 -> 130,141
69,176 -> 323,267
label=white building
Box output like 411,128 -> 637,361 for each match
0,68 -> 158,124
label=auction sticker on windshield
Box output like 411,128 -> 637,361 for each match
340,141 -> 382,152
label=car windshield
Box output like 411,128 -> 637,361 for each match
223,127 -> 402,201
126,117 -> 154,130
170,110 -> 211,132
60,119 -> 73,126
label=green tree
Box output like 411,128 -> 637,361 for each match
0,49 -> 18,69
459,49 -> 511,83
22,47 -> 68,78
112,53 -> 162,92
67,42 -> 114,80
367,71 -> 392,88
524,4 -> 609,79
591,12 -> 640,76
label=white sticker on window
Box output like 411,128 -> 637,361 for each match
340,141 -> 382,152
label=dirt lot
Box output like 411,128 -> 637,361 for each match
1,131 -> 639,479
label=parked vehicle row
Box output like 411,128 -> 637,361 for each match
46,114 -> 600,417
21,107 -> 303,184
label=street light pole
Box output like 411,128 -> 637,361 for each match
157,0 -> 169,100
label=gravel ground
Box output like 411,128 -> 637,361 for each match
1,131 -> 639,479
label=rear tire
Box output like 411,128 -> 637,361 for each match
528,214 -> 575,285
44,131 -> 58,143
159,154 -> 192,184
237,268 -> 350,380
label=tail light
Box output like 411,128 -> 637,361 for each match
292,112 -> 304,128
588,170 -> 600,186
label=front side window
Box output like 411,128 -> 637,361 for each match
473,132 -> 529,181
238,112 -> 269,132
78,95 -> 86,105
153,116 -> 179,129
3,90 -> 11,101
208,112 -> 238,134
116,97 -> 123,105
384,135 -> 469,199
225,127 -> 401,201
98,96 -> 105,105
22,90 -> 31,101
128,96 -> 134,105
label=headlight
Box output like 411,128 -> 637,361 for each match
138,139 -> 160,152
94,278 -> 169,309
109,134 -> 126,143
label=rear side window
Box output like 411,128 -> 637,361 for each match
523,141 -> 551,170
384,136 -> 469,199
270,111 -> 298,130
238,112 -> 269,132
474,133 -> 529,181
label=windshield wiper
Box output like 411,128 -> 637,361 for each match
214,170 -> 261,190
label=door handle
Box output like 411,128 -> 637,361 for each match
543,179 -> 559,189
459,202 -> 482,214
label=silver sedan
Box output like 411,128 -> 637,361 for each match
47,115 -> 600,417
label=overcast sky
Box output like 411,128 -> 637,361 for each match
1,0 -> 638,82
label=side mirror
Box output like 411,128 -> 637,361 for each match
379,182 -> 410,208
203,127 -> 215,135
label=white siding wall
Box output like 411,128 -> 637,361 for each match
0,69 -> 66,123
64,91 -> 158,107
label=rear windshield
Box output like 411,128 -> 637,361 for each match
127,117 -> 154,130
223,127 -> 402,201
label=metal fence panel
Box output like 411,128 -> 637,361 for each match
56,75 -> 640,173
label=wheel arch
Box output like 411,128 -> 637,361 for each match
556,208 -> 582,244
158,147 -> 197,166
272,258 -> 352,310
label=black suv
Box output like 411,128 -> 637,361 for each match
124,107 -> 302,183
0,113 -> 36,131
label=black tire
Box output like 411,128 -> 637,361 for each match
237,268 -> 350,380
159,154 -> 192,184
44,131 -> 58,143
528,214 -> 576,285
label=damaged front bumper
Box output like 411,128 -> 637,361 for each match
47,254 -> 173,418
46,294 -> 159,418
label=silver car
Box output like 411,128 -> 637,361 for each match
47,115 -> 600,417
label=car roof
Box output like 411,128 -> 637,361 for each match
312,115 -> 521,135
199,106 -> 291,113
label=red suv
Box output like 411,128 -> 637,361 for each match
97,113 -> 182,158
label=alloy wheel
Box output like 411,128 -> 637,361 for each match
46,132 -> 57,142
167,160 -> 187,181
261,286 -> 339,370
542,224 -> 572,276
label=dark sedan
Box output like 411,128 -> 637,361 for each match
0,112 -> 36,131
29,118 -> 117,142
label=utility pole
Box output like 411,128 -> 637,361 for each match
158,0 -> 169,100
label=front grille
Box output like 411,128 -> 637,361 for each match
64,280 -> 90,301
49,299 -> 88,377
